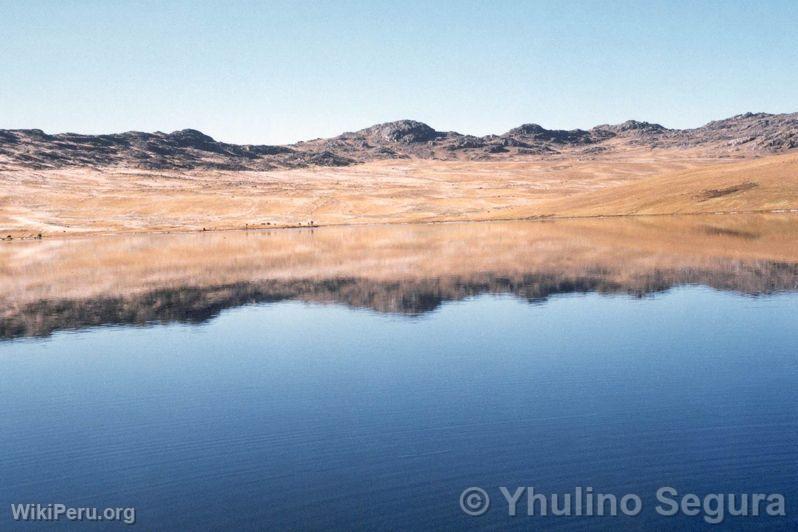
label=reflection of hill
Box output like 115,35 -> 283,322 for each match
3,214 -> 798,339
4,259 -> 798,339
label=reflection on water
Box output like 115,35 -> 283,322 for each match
1,216 -> 798,530
2,215 -> 798,339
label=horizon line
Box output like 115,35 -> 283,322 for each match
2,109 -> 794,146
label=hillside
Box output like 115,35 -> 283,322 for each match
1,112 -> 797,172
533,152 -> 798,217
1,112 -> 798,237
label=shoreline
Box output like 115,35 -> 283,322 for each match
3,207 -> 798,243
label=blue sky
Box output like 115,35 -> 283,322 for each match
1,0 -> 796,144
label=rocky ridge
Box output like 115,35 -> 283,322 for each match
1,112 -> 796,171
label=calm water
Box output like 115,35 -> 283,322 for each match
2,218 -> 798,529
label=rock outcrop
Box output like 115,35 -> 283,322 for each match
1,112 -> 797,171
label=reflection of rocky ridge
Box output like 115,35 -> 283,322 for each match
1,112 -> 797,171
4,260 -> 798,340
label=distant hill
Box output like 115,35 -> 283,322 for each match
1,112 -> 797,171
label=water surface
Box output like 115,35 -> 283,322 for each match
1,216 -> 797,529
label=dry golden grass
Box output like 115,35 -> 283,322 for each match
534,151 -> 798,217
4,147 -> 788,237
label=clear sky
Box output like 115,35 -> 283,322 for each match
2,0 -> 797,144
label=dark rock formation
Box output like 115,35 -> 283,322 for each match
593,120 -> 668,135
1,112 -> 797,171
359,120 -> 440,143
685,112 -> 798,151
